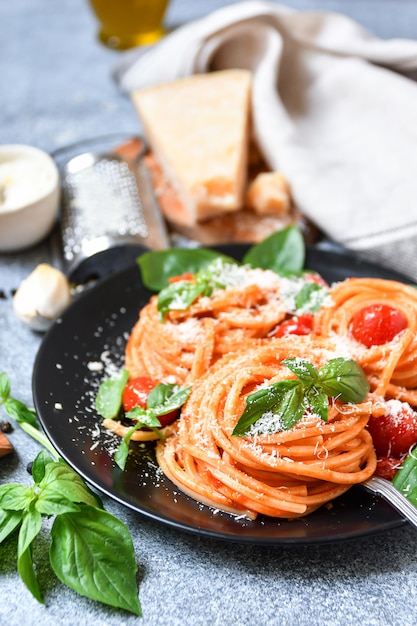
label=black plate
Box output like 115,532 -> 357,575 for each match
33,245 -> 408,545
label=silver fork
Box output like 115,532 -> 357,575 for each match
362,476 -> 417,529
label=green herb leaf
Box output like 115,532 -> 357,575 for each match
242,225 -> 305,275
318,358 -> 370,403
31,449 -> 55,484
294,282 -> 328,314
50,504 -> 142,616
147,382 -> 192,415
114,409 -> 162,470
137,247 -> 235,292
282,358 -> 319,384
0,508 -> 23,543
0,371 -> 11,400
157,280 -> 206,320
95,368 -> 129,419
17,505 -> 43,603
156,258 -> 242,320
0,483 -> 34,511
35,462 -> 100,515
393,447 -> 417,506
5,398 -> 38,428
232,380 -> 302,436
304,388 -> 329,422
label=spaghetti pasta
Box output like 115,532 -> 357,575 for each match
315,277 -> 417,403
155,337 -> 376,519
125,266 -> 289,384
100,257 -> 417,518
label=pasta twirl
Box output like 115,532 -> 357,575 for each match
126,268 -> 288,384
314,277 -> 417,403
155,337 -> 376,519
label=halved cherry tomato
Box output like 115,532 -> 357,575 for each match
367,401 -> 417,458
275,313 -> 314,338
168,272 -> 195,284
122,376 -> 179,427
350,303 -> 407,348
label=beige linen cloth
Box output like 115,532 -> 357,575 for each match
114,1 -> 417,280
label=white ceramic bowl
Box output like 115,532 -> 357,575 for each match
0,144 -> 60,252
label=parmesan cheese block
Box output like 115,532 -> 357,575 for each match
131,70 -> 252,225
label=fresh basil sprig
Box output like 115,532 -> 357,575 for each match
156,258 -> 241,320
0,372 -> 142,616
95,374 -> 191,470
115,381 -> 191,470
232,357 -> 370,436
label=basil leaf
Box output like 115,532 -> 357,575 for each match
50,504 -> 141,616
17,506 -> 43,603
275,382 -> 307,431
138,248 -> 234,292
125,406 -> 161,427
36,462 -> 101,515
147,383 -> 191,415
282,358 -> 319,384
242,225 -> 305,275
5,398 -> 38,428
156,257 -> 245,320
0,508 -> 23,543
232,380 -> 301,436
294,282 -> 328,314
114,431 -> 133,471
318,358 -> 369,403
157,281 -> 206,320
0,371 -> 11,400
393,448 -> 417,505
115,410 -> 162,470
304,388 -> 329,422
95,368 -> 129,419
31,449 -> 55,484
0,483 -> 34,511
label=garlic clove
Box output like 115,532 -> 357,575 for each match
13,263 -> 72,332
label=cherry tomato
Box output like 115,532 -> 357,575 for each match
122,376 -> 157,412
168,272 -> 195,284
275,314 -> 314,338
350,304 -> 407,348
122,376 -> 179,427
367,401 -> 417,458
374,455 -> 405,481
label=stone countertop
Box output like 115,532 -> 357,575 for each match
1,1 -> 417,625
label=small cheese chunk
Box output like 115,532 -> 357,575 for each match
246,172 -> 291,215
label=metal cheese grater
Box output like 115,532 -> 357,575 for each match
53,135 -> 170,283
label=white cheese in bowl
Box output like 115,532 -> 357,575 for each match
0,155 -> 56,211
0,144 -> 60,251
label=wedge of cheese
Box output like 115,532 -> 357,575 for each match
131,70 -> 252,226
